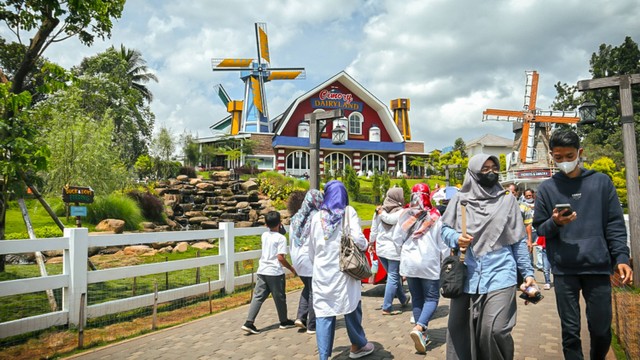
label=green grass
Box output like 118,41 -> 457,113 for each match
4,198 -> 79,237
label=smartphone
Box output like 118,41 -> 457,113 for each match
555,203 -> 573,217
519,292 -> 544,304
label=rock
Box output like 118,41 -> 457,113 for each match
236,202 -> 250,209
189,178 -> 201,185
88,246 -> 102,257
201,221 -> 218,229
142,222 -> 156,230
123,245 -> 154,255
46,256 -> 63,264
188,216 -> 210,224
99,247 -> 121,255
241,180 -> 259,193
172,242 -> 189,253
95,219 -> 125,234
185,211 -> 205,218
176,175 -> 189,182
196,182 -> 216,191
42,249 -> 63,258
158,246 -> 173,254
141,250 -> 158,256
236,221 -> 254,228
192,241 -> 214,250
249,209 -> 258,222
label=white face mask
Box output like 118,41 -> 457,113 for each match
556,158 -> 579,174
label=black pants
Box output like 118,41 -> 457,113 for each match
554,274 -> 612,360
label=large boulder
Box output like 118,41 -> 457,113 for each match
95,219 -> 125,234
241,180 -> 259,193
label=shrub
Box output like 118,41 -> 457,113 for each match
86,194 -> 144,231
178,166 -> 197,178
256,171 -> 307,202
126,190 -> 166,223
344,165 -> 360,200
5,226 -> 63,240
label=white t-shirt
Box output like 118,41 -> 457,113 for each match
370,210 -> 402,261
394,217 -> 449,279
309,206 -> 368,317
290,234 -> 313,277
257,230 -> 288,276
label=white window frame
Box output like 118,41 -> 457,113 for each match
323,152 -> 352,173
286,151 -> 310,176
349,112 -> 364,135
360,153 -> 387,173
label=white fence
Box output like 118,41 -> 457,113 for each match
0,220 -> 373,340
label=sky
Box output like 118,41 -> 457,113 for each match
3,0 -> 639,152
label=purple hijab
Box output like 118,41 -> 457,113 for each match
320,180 -> 349,237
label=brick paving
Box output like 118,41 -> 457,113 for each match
65,272 -> 609,360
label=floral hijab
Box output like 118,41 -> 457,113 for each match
320,180 -> 349,238
289,189 -> 324,247
399,183 -> 440,241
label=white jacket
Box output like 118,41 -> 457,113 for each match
369,210 -> 402,261
394,218 -> 449,280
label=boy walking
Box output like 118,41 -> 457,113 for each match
242,211 -> 297,334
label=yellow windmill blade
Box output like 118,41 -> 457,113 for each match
256,23 -> 270,64
251,77 -> 264,114
268,70 -> 306,81
212,58 -> 254,69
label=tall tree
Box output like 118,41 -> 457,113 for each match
453,138 -> 468,158
150,126 -> 176,179
0,0 -> 125,271
180,131 -> 200,168
115,44 -> 158,103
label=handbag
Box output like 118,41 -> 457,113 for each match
439,203 -> 468,298
339,208 -> 372,280
439,249 -> 467,298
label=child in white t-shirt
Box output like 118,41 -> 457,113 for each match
241,211 -> 297,334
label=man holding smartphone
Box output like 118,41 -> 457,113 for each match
533,130 -> 632,360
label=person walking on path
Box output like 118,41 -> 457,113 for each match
394,183 -> 449,354
441,153 -> 536,360
369,187 -> 410,315
241,211 -> 297,334
289,189 -> 324,334
533,130 -> 633,360
309,180 -> 375,359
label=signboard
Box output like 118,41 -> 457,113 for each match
311,89 -> 363,112
62,186 -> 95,203
515,169 -> 552,179
70,206 -> 87,217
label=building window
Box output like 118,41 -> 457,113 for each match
244,155 -> 275,170
324,152 -> 351,176
286,151 -> 310,177
360,153 -> 387,174
349,112 -> 363,135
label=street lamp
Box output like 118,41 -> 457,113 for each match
306,109 -> 346,189
577,101 -> 597,125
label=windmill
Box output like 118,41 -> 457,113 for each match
483,71 -> 582,165
212,23 -> 305,134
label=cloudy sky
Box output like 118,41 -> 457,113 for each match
4,0 -> 639,151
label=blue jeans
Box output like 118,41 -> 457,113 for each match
540,248 -> 551,284
407,277 -> 440,331
315,302 -> 368,360
378,257 -> 406,311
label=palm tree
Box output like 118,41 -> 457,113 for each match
114,44 -> 158,103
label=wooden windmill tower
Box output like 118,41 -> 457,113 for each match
390,98 -> 411,141
483,71 -> 582,169
212,23 -> 305,134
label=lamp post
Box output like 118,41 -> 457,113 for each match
445,164 -> 460,187
577,73 -> 640,286
306,109 -> 347,189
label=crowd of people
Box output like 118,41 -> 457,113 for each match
240,130 -> 632,360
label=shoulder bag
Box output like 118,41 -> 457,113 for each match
439,203 -> 468,298
340,208 -> 372,280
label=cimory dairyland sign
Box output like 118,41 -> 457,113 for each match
311,89 -> 363,112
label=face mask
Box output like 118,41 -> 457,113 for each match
556,158 -> 579,174
477,172 -> 499,187
523,198 -> 534,204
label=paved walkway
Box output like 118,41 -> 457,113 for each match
66,272 -> 603,360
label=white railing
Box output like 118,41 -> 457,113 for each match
0,220 -> 373,339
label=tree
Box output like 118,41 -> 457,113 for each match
380,171 -> 391,199
453,138 -> 468,158
408,156 -> 426,178
400,178 -> 411,204
371,172 -> 381,203
151,126 -> 176,179
134,154 -> 155,180
180,131 -> 200,168
552,36 -> 640,169
0,0 -> 125,271
343,165 -> 360,200
75,46 -> 157,166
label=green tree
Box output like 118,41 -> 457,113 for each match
453,138 -> 468,158
371,171 -> 381,203
180,131 -> 200,167
409,156 -> 426,178
134,154 -> 155,180
151,126 -> 176,179
75,46 -> 157,166
552,36 -> 640,169
0,0 -> 125,270
343,165 -> 360,200
400,178 -> 411,204
380,171 -> 391,199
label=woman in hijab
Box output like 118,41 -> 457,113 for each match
440,154 -> 536,360
289,189 -> 323,334
309,180 -> 374,360
393,183 -> 449,354
369,187 -> 409,315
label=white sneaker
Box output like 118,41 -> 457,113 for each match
410,315 -> 415,324
543,283 -> 551,290
349,342 -> 375,359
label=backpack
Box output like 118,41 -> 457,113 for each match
439,252 -> 467,298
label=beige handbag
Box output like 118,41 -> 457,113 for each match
339,208 -> 372,280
